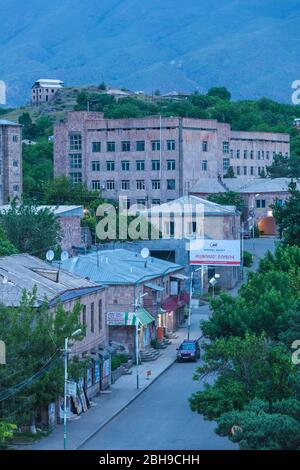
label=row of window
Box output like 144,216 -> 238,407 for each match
90,159 -> 176,172
82,300 -> 103,333
229,149 -> 288,160
222,159 -> 268,175
69,134 -> 176,152
69,173 -> 176,191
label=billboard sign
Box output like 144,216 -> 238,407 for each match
189,240 -> 241,266
107,311 -> 137,326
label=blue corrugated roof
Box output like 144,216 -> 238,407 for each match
59,249 -> 183,285
49,286 -> 103,306
0,119 -> 20,126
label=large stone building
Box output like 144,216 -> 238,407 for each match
54,112 -> 290,206
31,79 -> 64,105
0,119 -> 22,204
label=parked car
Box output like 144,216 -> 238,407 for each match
242,229 -> 251,239
176,339 -> 200,362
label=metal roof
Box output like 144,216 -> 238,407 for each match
191,178 -> 300,194
0,205 -> 83,218
0,119 -> 20,127
0,254 -> 102,307
59,249 -> 183,286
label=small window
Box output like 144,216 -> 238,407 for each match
257,151 -> 261,160
202,141 -> 208,152
136,160 -> 145,171
91,303 -> 94,332
121,180 -> 130,190
167,160 -> 176,171
151,140 -> 161,151
266,151 -> 270,160
167,179 -> 176,190
236,166 -> 240,175
152,160 -> 160,171
98,300 -> 102,331
167,140 -> 175,151
92,142 -> 101,152
69,134 -> 82,151
244,150 -> 247,159
92,180 -> 101,190
243,166 -> 247,175
106,180 -> 115,190
250,166 -> 254,175
13,185 -> 19,192
202,160 -> 208,171
106,161 -> 115,171
136,180 -> 145,190
121,160 -> 130,171
13,160 -> 19,167
69,154 -> 82,169
136,199 -> 146,208
223,141 -> 229,154
91,161 -> 100,172
122,141 -> 130,152
12,135 -> 18,143
223,158 -> 230,171
69,172 -> 82,184
262,151 -> 265,160
136,141 -> 145,151
152,199 -> 160,206
107,141 -> 116,152
82,305 -> 87,326
236,149 -> 240,159
152,180 -> 160,190
250,150 -> 254,160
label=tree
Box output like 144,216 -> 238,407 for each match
98,82 -> 107,91
0,289 -> 85,428
0,422 -> 17,449
42,176 -> 103,208
22,139 -> 53,199
0,227 -> 17,256
0,200 -> 61,258
207,87 -> 231,101
272,182 -> 300,246
207,191 -> 243,212
223,166 -> 235,178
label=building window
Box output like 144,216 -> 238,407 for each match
236,149 -> 240,159
250,166 -> 254,175
243,166 -> 247,175
107,141 -> 116,152
98,300 -> 102,331
70,172 -> 82,184
167,160 -> 176,171
106,180 -> 115,190
92,142 -> 101,152
136,199 -> 146,208
244,150 -> 247,159
273,151 -> 276,159
121,160 -> 130,171
236,166 -> 240,175
92,180 -> 101,190
106,161 -> 115,171
262,151 -> 265,160
121,180 -> 130,190
69,134 -> 82,151
91,303 -> 94,332
230,149 -> 234,159
250,150 -> 254,160
152,160 -> 160,171
257,151 -> 261,160
152,199 -> 160,205
69,154 -> 82,169
82,305 -> 87,326
151,140 -> 161,151
167,179 -> 176,190
256,199 -> 266,209
223,158 -> 230,171
202,141 -> 208,152
167,140 -> 175,151
13,185 -> 19,192
136,160 -> 145,171
122,141 -> 130,152
202,160 -> 208,171
136,141 -> 145,151
266,151 -> 270,160
223,141 -> 229,154
152,180 -> 160,190
91,161 -> 100,172
136,180 -> 145,190
13,160 -> 19,167
12,135 -> 18,143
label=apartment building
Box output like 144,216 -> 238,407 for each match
31,79 -> 64,105
54,112 -> 290,206
0,119 -> 22,204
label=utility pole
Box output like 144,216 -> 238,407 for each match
63,337 -> 68,451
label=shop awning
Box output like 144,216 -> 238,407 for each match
98,349 -> 110,360
107,309 -> 155,326
144,282 -> 164,292
171,273 -> 189,280
136,307 -> 155,326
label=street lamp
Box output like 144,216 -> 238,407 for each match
134,292 -> 148,389
63,328 -> 82,450
188,267 -> 202,340
209,273 -> 220,298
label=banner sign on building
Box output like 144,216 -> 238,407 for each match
107,311 -> 137,326
189,240 -> 241,266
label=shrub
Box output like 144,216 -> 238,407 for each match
243,251 -> 253,267
111,356 -> 121,371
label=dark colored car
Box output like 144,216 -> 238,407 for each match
242,230 -> 251,239
176,340 -> 200,362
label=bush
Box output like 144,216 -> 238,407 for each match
117,354 -> 130,364
243,251 -> 253,267
111,356 -> 122,371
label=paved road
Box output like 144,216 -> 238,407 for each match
81,310 -> 236,450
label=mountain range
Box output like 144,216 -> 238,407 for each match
1,0 -> 300,105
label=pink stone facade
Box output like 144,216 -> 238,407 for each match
58,215 -> 83,253
0,122 -> 22,204
54,112 -> 290,205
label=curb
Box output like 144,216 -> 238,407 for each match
76,357 -> 177,450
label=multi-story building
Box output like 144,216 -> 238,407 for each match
54,112 -> 290,206
0,119 -> 22,204
31,79 -> 64,105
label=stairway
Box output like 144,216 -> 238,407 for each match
140,347 -> 161,362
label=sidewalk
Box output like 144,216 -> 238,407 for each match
25,307 -> 205,450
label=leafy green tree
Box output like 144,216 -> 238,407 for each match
208,191 -> 243,212
272,182 -> 300,246
42,176 -> 103,208
22,139 -> 53,199
0,200 -> 61,258
223,166 -> 235,178
207,87 -> 231,101
0,289 -> 85,428
0,422 -> 17,449
0,227 -> 17,256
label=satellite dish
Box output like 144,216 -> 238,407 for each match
46,250 -> 55,262
141,248 -> 150,259
61,251 -> 69,262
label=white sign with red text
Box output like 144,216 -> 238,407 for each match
189,239 -> 241,266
